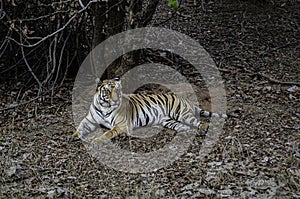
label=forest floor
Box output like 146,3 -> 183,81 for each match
1,0 -> 299,198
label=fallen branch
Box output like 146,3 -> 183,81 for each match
0,96 -> 41,112
257,72 -> 300,86
242,65 -> 300,86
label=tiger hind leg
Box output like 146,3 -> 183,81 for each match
198,122 -> 209,134
162,119 -> 192,132
162,119 -> 209,134
179,115 -> 209,134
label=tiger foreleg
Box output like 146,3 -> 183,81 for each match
92,125 -> 126,144
72,116 -> 98,139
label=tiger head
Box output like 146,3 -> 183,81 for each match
95,77 -> 122,107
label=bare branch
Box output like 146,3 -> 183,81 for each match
6,0 -> 99,48
79,0 -> 85,8
0,0 -> 5,20
19,27 -> 43,91
140,0 -> 160,27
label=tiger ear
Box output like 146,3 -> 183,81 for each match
95,77 -> 100,85
113,77 -> 121,83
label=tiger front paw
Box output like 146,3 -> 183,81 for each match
91,135 -> 110,144
72,130 -> 81,138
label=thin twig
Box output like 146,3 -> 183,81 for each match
8,10 -> 70,23
0,30 -> 11,58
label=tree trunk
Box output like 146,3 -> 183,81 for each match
91,0 -> 160,80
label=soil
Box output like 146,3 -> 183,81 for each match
1,0 -> 299,198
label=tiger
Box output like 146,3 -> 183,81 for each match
72,77 -> 233,144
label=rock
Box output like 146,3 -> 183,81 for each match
219,189 -> 233,197
5,165 -> 17,177
47,190 -> 56,198
155,189 -> 165,197
287,85 -> 299,92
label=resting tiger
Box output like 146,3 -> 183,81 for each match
72,77 -> 232,144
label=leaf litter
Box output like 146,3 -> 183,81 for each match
1,0 -> 300,198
